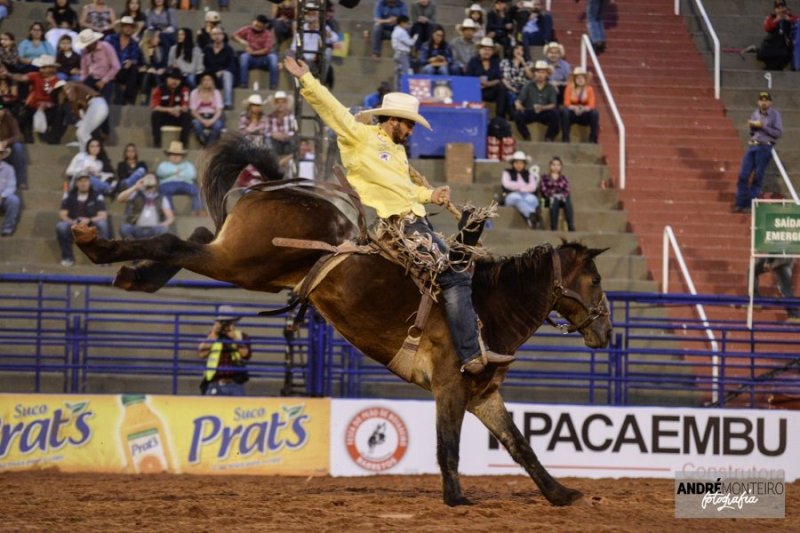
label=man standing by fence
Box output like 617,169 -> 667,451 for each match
198,305 -> 252,396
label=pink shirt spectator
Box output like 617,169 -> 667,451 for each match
190,88 -> 222,116
501,169 -> 539,193
80,40 -> 121,84
232,26 -> 276,54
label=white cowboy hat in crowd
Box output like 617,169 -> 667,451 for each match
359,92 -> 432,130
569,66 -> 592,82
533,60 -> 554,74
32,55 -> 60,68
244,94 -> 265,108
164,140 -> 188,155
477,37 -> 495,49
543,41 -> 565,57
509,151 -> 530,163
205,10 -> 221,23
465,3 -> 485,16
455,18 -> 478,33
116,16 -> 136,26
215,305 -> 241,322
73,29 -> 104,51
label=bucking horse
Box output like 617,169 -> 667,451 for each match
72,136 -> 613,507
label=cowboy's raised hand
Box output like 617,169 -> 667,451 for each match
284,57 -> 310,79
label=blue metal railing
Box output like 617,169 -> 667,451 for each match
2,274 -> 800,407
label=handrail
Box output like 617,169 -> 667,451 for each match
675,0 -> 720,99
662,225 -> 720,403
580,33 -> 626,189
772,149 -> 800,204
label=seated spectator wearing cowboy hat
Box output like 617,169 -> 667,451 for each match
466,37 -> 507,118
198,305 -> 252,397
106,16 -> 143,105
265,90 -> 297,157
0,146 -> 20,237
75,28 -> 120,102
116,172 -> 175,240
150,67 -> 191,147
196,10 -> 226,51
1,55 -> 65,144
501,150 -> 542,229
513,59 -> 559,141
56,172 -> 111,267
561,66 -> 598,143
155,141 -> 203,215
238,94 -> 269,146
450,18 -> 479,75
543,41 -> 571,99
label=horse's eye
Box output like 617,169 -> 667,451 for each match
592,276 -> 601,285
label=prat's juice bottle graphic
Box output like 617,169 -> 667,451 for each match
120,395 -> 173,474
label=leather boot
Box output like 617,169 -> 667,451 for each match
461,351 -> 516,375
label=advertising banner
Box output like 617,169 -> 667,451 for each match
331,400 -> 799,481
0,394 -> 330,476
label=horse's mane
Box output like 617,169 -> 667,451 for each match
473,241 -> 591,289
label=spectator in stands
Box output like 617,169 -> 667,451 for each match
487,0 -> 514,55
518,0 -> 554,47
265,91 -> 297,157
196,10 -> 224,50
576,0 -> 607,53
732,92 -> 783,214
156,141 -> 202,215
76,28 -> 121,102
233,15 -> 279,90
53,79 -> 109,151
3,55 -> 64,144
0,33 -> 20,73
391,15 -> 415,91
501,43 -> 532,112
271,1 -> 296,45
145,0 -> 178,50
0,146 -> 19,236
0,103 -> 27,191
19,23 -> 56,71
0,0 -> 8,25
418,25 -> 454,75
289,9 -> 338,86
80,0 -> 117,36
117,172 -> 175,239
239,94 -> 268,146
140,29 -> 167,105
120,0 -> 147,39
107,16 -> 143,105
561,66 -> 598,143
540,156 -> 574,231
65,137 -> 116,194
198,305 -> 252,396
752,258 -> 800,319
56,35 -> 82,82
467,37 -> 507,118
326,2 -> 341,35
465,3 -> 486,40
451,18 -> 479,76
56,172 -> 111,266
758,0 -> 798,70
501,150 -> 541,229
411,0 -> 437,49
168,28 -> 203,88
372,0 -> 408,58
45,20 -> 78,58
47,0 -> 80,31
0,78 -> 19,119
363,81 -> 392,109
513,60 -> 558,141
117,143 -> 148,187
543,42 -> 570,98
150,67 -> 190,147
203,27 -> 235,110
190,72 -> 224,147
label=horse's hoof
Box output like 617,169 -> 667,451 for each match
114,266 -> 137,291
444,495 -> 474,507
72,223 -> 98,246
550,488 -> 584,507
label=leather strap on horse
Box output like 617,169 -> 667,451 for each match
546,245 -> 609,334
332,165 -> 369,243
387,292 -> 434,387
272,237 -> 375,255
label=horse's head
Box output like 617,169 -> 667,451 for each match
551,243 -> 613,348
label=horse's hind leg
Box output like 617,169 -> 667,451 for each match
469,391 -> 583,506
114,227 -> 215,292
433,383 -> 471,506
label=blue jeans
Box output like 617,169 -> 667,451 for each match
372,24 -> 393,56
549,197 -> 575,231
8,142 -> 27,189
587,0 -> 608,44
393,51 -> 411,91
205,381 -> 245,396
735,144 -> 772,209
192,117 -> 225,147
0,194 -> 20,234
120,223 -> 168,240
420,64 -> 451,75
403,217 -> 481,363
56,219 -> 111,260
215,70 -> 234,107
505,192 -> 539,218
239,52 -> 279,89
159,181 -> 203,212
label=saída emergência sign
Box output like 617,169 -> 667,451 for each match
753,201 -> 800,255
0,394 -> 330,475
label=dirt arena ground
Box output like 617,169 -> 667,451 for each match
1,472 -> 797,532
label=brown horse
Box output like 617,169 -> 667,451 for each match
73,137 -> 613,507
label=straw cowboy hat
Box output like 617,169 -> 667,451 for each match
509,150 -> 530,163
214,305 -> 241,322
32,55 -> 59,68
465,3 -> 485,16
244,94 -> 265,107
533,60 -> 554,74
269,90 -> 294,107
477,37 -> 496,49
359,92 -> 432,130
569,66 -> 593,82
543,41 -> 565,57
205,10 -> 221,23
455,18 -> 478,33
115,15 -> 137,26
164,141 -> 188,155
73,29 -> 104,51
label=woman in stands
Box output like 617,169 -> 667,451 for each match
0,32 -> 20,73
65,138 -> 117,195
560,66 -> 599,143
146,0 -> 178,50
238,94 -> 269,146
18,23 -> 55,72
47,0 -> 79,31
272,0 -> 297,45
465,3 -> 486,40
139,29 -> 167,104
168,28 -> 203,88
500,150 -> 541,229
79,0 -> 117,36
501,43 -> 532,114
418,25 -> 455,75
120,0 -> 147,40
189,72 -> 225,147
116,143 -> 149,189
540,156 -> 575,231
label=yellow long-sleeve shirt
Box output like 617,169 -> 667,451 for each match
299,73 -> 432,218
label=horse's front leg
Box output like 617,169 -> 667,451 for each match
469,391 -> 583,506
433,382 -> 471,506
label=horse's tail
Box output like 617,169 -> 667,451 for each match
200,133 -> 283,230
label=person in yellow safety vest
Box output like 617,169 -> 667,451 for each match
198,305 -> 252,396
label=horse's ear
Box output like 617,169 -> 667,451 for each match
587,247 -> 610,259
